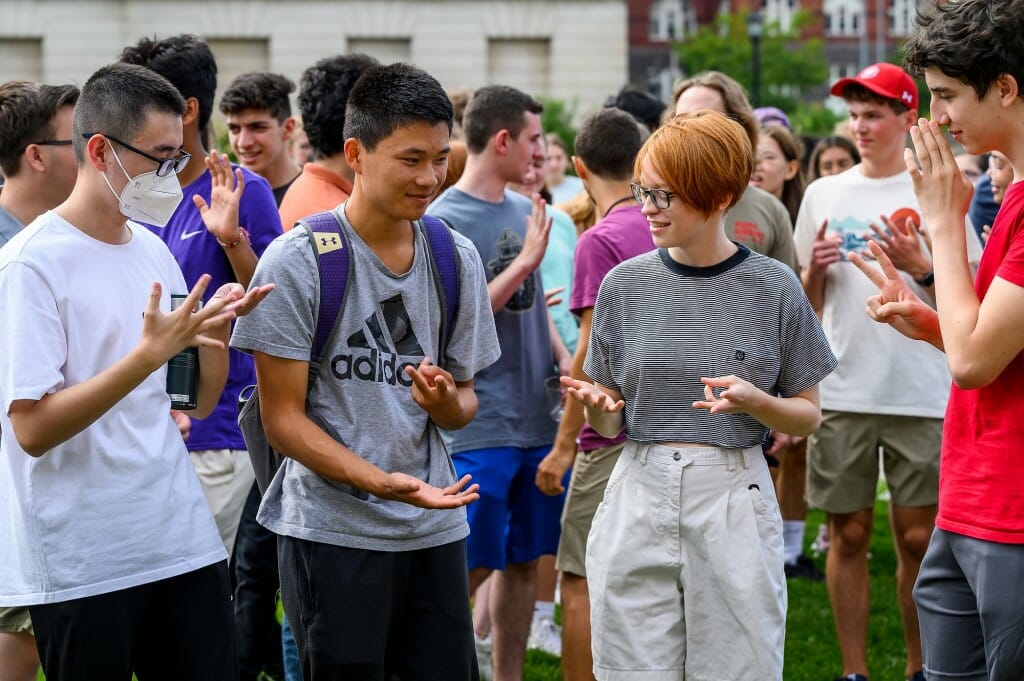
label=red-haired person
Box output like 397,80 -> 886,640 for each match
562,111 -> 836,679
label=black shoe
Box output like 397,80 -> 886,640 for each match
834,675 -> 868,681
908,672 -> 926,681
785,553 -> 825,581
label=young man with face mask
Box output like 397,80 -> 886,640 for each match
119,35 -> 284,566
0,62 -> 272,680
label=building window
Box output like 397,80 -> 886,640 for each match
649,0 -> 696,42
889,0 -> 919,36
487,39 -> 551,97
824,0 -> 865,37
763,0 -> 799,33
0,38 -> 42,83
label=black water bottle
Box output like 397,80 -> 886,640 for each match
167,294 -> 199,410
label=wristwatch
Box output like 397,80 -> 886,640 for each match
914,270 -> 935,287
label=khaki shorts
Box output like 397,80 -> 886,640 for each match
190,449 -> 255,559
807,410 -> 941,514
586,442 -> 786,679
0,606 -> 32,634
555,442 -> 625,577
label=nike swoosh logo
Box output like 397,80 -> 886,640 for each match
180,230 -> 204,240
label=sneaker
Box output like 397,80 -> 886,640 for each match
784,553 -> 825,582
527,614 -> 562,657
474,631 -> 492,681
834,675 -> 868,681
908,672 -> 926,681
811,523 -> 830,556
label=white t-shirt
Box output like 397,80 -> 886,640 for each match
0,211 -> 226,606
793,166 -> 982,417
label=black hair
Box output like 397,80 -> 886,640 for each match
841,82 -> 910,115
904,0 -> 1024,101
119,34 -> 217,130
605,85 -> 664,132
0,81 -> 79,176
574,108 -> 643,181
344,63 -> 453,152
72,63 -> 186,164
461,85 -> 544,154
219,72 -> 295,122
298,53 -> 379,158
807,135 -> 861,182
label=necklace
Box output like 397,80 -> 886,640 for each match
603,196 -> 633,218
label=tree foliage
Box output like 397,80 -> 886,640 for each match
675,9 -> 829,115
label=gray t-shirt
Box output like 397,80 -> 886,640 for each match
0,204 -> 22,248
584,247 -> 837,448
231,205 -> 500,551
429,187 -> 559,452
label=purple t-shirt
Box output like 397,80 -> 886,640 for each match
143,166 -> 282,451
571,203 -> 655,452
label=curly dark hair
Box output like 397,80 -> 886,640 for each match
219,72 -> 295,122
904,0 -> 1024,100
119,34 -> 217,130
298,54 -> 379,159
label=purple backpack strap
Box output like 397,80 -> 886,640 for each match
297,211 -> 349,367
420,214 -> 460,361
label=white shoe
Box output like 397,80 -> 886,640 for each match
810,523 -> 830,557
474,631 -> 492,680
527,614 -> 562,657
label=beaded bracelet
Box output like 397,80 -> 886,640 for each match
217,227 -> 250,249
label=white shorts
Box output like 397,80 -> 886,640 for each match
586,441 -> 786,681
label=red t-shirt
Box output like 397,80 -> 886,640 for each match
937,181 -> 1024,543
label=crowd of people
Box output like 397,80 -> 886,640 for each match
0,0 -> 1022,679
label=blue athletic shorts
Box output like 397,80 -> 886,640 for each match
452,445 -> 568,570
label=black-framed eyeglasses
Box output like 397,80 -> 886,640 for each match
82,132 -> 190,177
30,140 -> 73,147
630,182 -> 676,210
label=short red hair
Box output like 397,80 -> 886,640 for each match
635,110 -> 753,219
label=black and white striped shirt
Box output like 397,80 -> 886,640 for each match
583,246 -> 837,448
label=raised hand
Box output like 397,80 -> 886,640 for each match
561,376 -> 624,413
808,219 -> 842,274
693,375 -> 762,415
211,281 -> 276,318
405,357 -> 458,413
545,286 -> 565,308
193,151 -> 245,244
867,212 -> 931,279
136,275 -> 240,368
848,241 -> 942,345
377,471 -> 480,509
517,193 -> 553,271
904,119 -> 974,237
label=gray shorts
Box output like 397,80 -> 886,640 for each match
914,528 -> 1024,680
554,442 -> 624,577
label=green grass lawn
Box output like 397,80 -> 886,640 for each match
525,501 -> 909,681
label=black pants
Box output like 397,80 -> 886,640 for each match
29,562 -> 236,681
233,482 -> 283,681
279,535 -> 479,681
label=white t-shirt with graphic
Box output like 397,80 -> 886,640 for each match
793,166 -> 982,417
0,211 -> 226,606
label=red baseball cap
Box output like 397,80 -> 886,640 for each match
830,62 -> 918,111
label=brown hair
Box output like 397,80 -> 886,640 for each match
760,124 -> 805,225
636,110 -> 753,219
670,71 -> 759,150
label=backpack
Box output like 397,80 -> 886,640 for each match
237,210 -> 460,494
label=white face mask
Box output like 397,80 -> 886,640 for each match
102,145 -> 184,227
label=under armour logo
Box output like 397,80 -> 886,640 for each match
320,236 -> 338,247
901,91 -> 914,104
